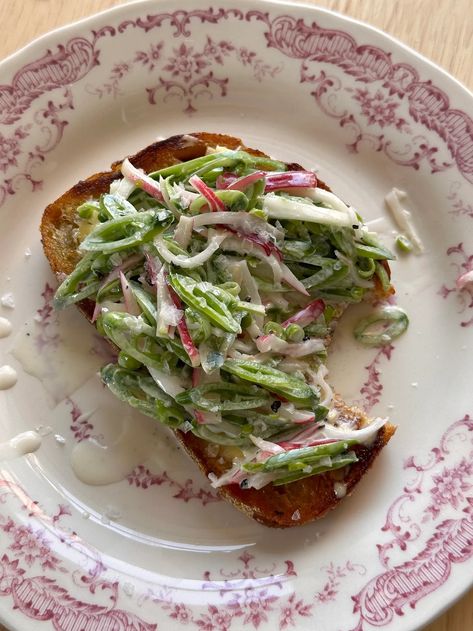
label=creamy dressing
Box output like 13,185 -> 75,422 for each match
384,188 -> 424,253
70,414 -> 155,486
0,317 -> 12,338
0,365 -> 17,389
11,311 -> 109,403
0,430 -> 42,460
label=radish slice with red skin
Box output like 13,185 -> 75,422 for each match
121,158 -> 165,202
91,253 -> 144,322
249,435 -> 285,454
189,174 -> 226,212
281,299 -> 325,328
225,171 -> 265,191
119,271 -> 140,316
264,171 -> 317,192
223,225 -> 282,260
165,276 -> 201,367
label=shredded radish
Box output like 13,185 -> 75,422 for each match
322,416 -> 387,444
170,182 -> 199,209
261,292 -> 289,311
280,263 -> 310,296
256,334 -> 287,354
314,364 -> 333,408
119,271 -> 140,316
154,232 -> 226,269
209,465 -> 247,488
276,423 -> 334,449
219,170 -> 317,193
264,171 -> 317,191
278,403 -> 315,424
144,253 -> 161,285
210,463 -> 279,490
165,276 -> 201,367
226,171 -> 265,191
173,215 -> 194,249
282,299 -> 325,328
189,174 -> 225,211
148,367 -> 186,398
92,253 -> 143,322
216,173 -> 237,189
457,269 -> 473,290
194,409 -> 222,424
263,191 -> 351,226
286,186 -> 353,215
283,338 -> 326,357
121,158 -> 164,202
158,176 -> 178,215
109,177 -> 135,199
156,268 -> 183,336
230,338 -> 258,354
223,226 -> 283,260
256,334 -> 325,356
221,237 -> 284,285
229,260 -> 264,332
192,211 -> 282,240
222,229 -> 276,258
277,438 -> 338,451
244,472 -> 280,489
249,435 -> 285,454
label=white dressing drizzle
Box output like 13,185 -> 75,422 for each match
0,317 -> 12,338
70,414 -> 154,486
0,431 -> 42,460
384,188 -> 424,254
0,365 -> 17,390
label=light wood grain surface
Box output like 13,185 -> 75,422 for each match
0,1 -> 472,630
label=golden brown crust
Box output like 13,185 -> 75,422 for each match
177,419 -> 396,527
41,132 -> 396,528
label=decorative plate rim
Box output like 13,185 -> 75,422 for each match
2,0 -> 472,105
1,2 -> 473,631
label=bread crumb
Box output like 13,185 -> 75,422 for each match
334,482 -> 347,499
291,509 -> 301,521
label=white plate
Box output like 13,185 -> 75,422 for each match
1,1 -> 473,629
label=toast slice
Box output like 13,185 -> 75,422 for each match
41,132 -> 396,528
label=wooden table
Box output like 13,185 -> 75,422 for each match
0,1 -> 472,629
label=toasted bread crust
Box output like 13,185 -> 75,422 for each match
41,132 -> 396,528
177,416 -> 395,527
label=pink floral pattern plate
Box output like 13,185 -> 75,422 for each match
1,1 -> 473,630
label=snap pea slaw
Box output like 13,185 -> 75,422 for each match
55,143 -> 405,490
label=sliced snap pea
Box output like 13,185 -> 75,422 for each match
354,305 -> 409,347
222,359 -> 316,403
